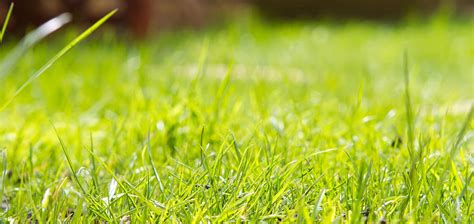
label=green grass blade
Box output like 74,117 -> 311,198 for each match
0,150 -> 6,215
0,9 -> 117,111
0,13 -> 72,79
0,2 -> 14,43
313,188 -> 326,221
189,38 -> 209,94
403,52 -> 415,159
89,133 -> 100,194
147,129 -> 165,195
51,123 -> 87,195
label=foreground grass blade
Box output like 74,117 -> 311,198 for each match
0,13 -> 72,79
0,9 -> 117,111
51,123 -> 87,195
147,129 -> 165,195
403,52 -> 415,159
0,150 -> 6,215
0,2 -> 14,43
313,188 -> 326,221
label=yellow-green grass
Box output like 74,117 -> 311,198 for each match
0,13 -> 472,222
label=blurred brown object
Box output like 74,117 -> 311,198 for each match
254,0 -> 473,19
1,0 -> 472,39
148,0 -> 247,32
0,0 -> 247,38
126,0 -> 152,38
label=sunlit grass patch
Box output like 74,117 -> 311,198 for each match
0,13 -> 472,222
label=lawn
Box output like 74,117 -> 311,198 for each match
0,13 -> 473,223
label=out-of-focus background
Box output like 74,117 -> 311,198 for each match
1,0 -> 472,38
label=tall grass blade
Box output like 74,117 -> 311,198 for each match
190,38 -> 209,93
147,129 -> 165,195
89,133 -> 100,194
403,52 -> 415,159
0,9 -> 117,111
0,150 -> 6,214
313,188 -> 326,221
0,13 -> 72,79
51,123 -> 87,195
0,2 -> 14,43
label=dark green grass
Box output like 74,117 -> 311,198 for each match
0,13 -> 472,223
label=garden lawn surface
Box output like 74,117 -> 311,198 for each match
0,14 -> 473,223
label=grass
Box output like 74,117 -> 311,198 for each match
0,2 -> 13,43
0,12 -> 473,223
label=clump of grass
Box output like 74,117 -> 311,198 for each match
0,11 -> 472,223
